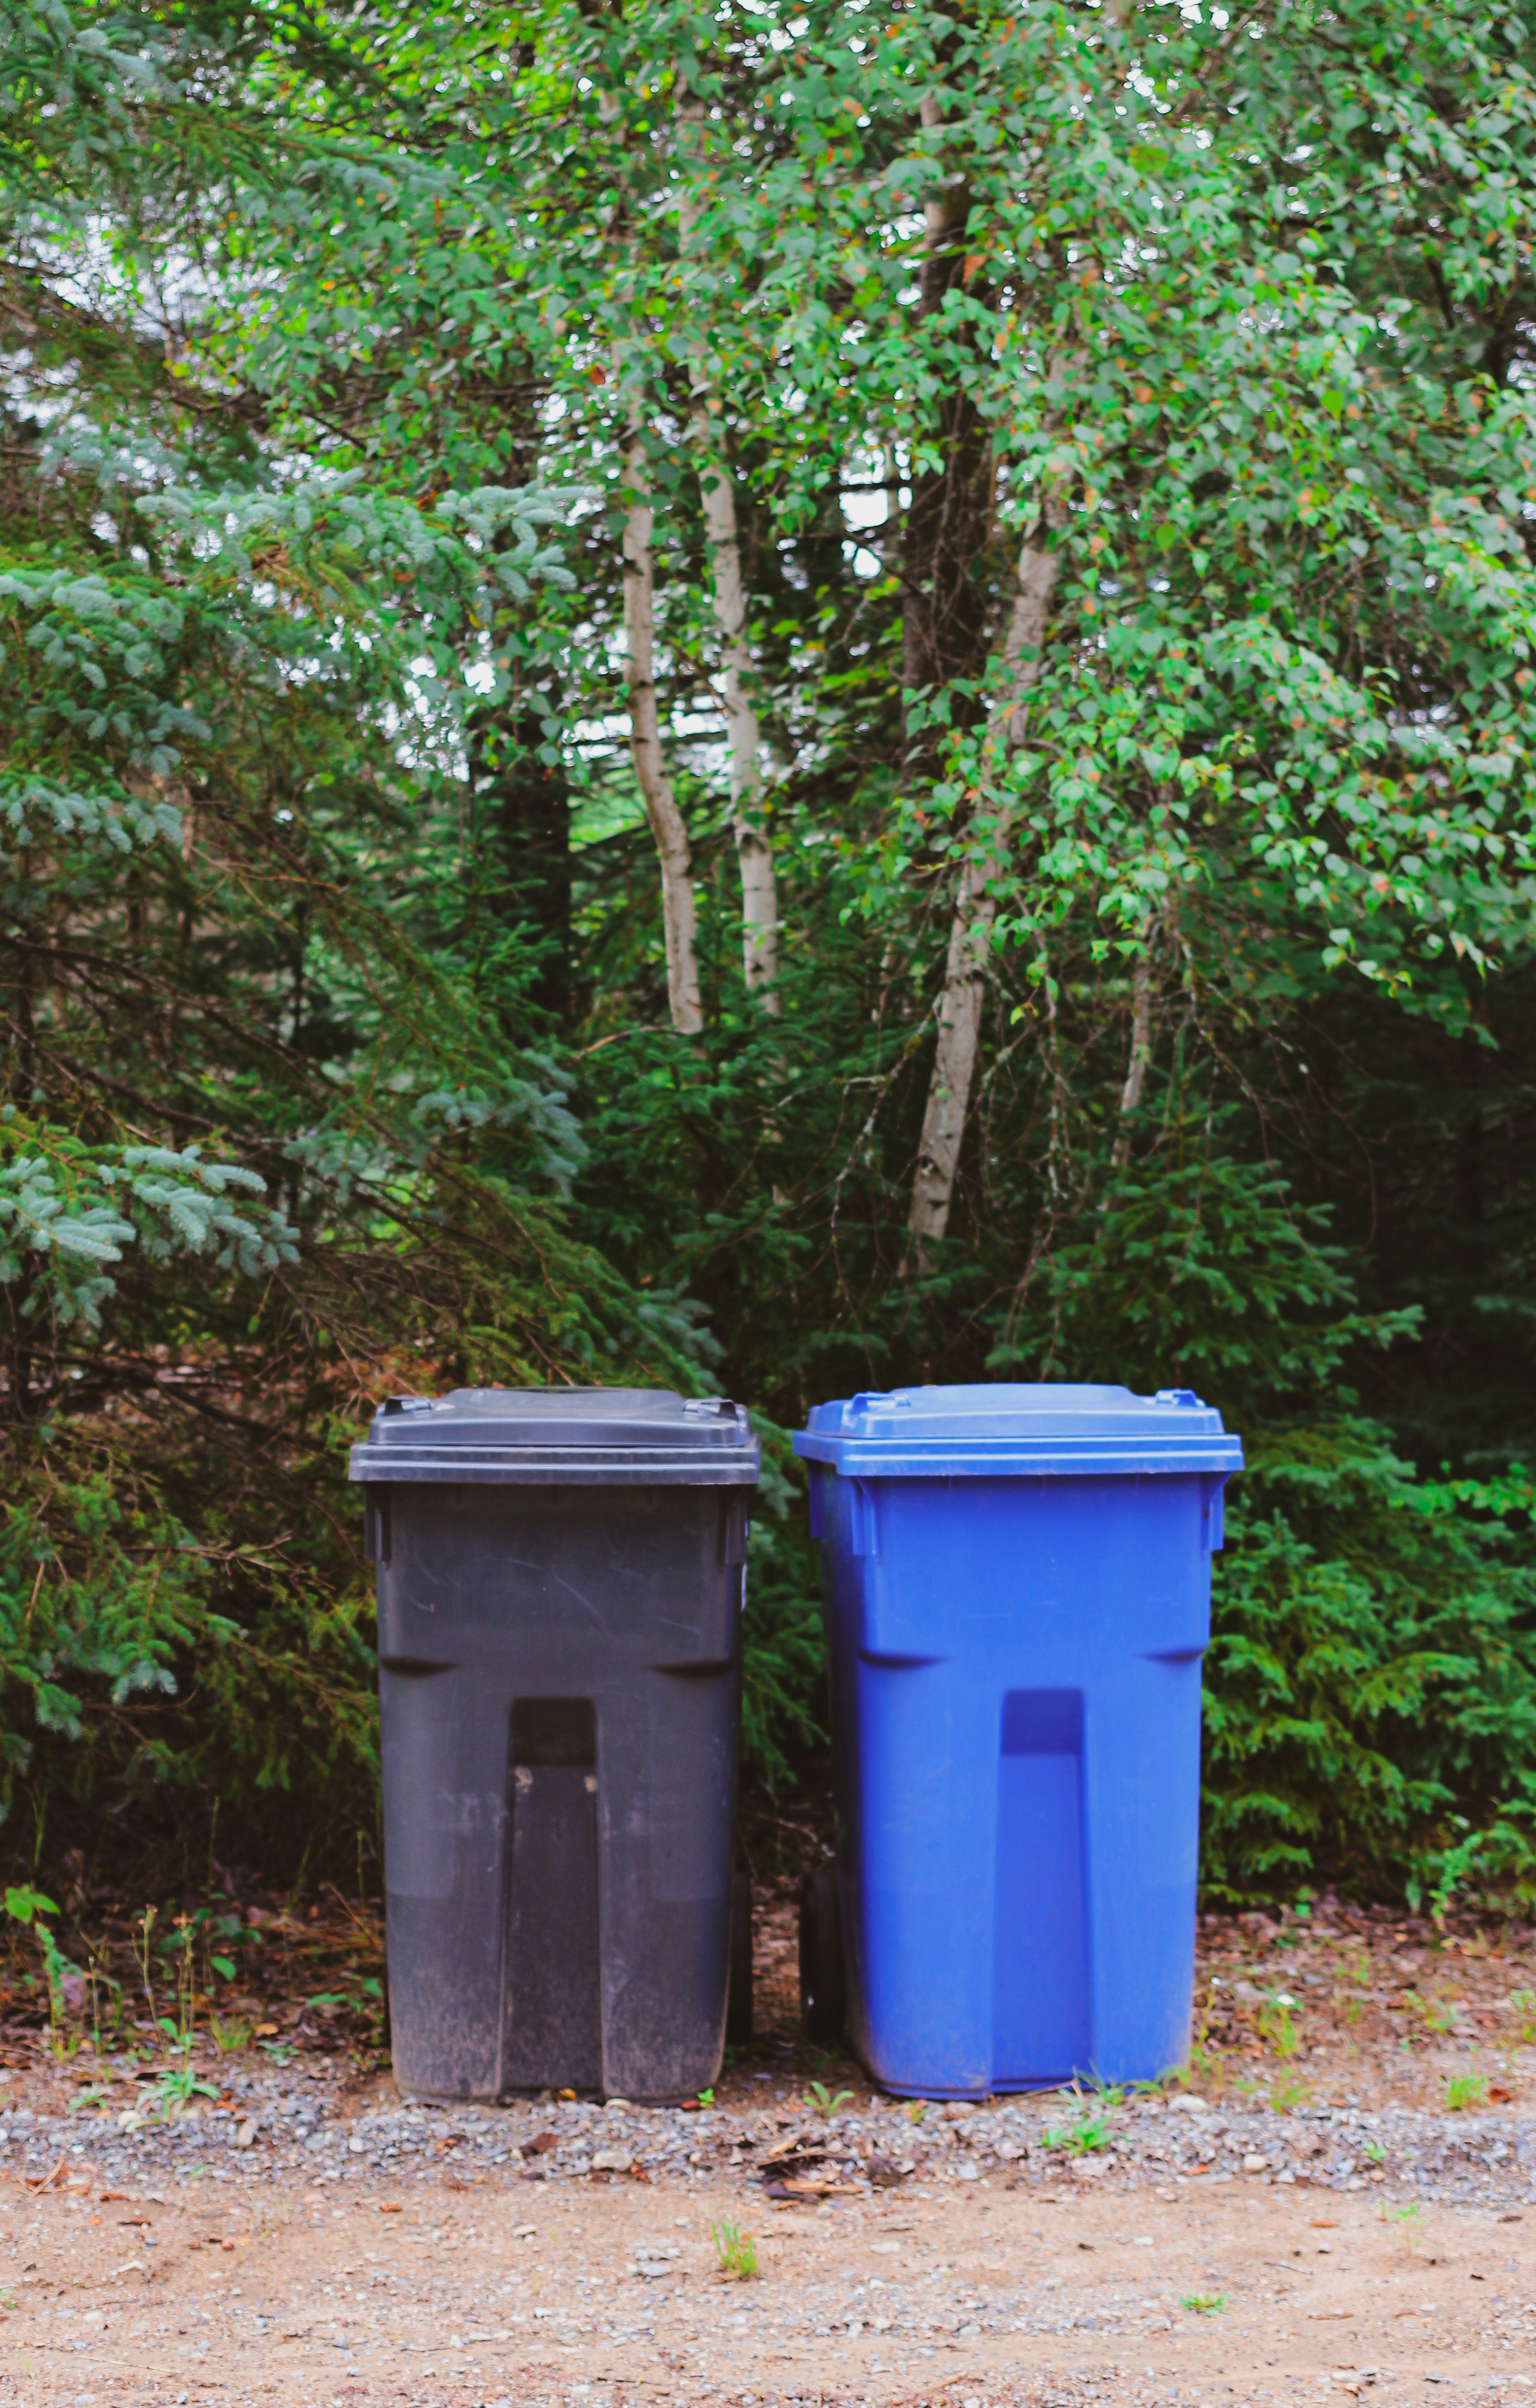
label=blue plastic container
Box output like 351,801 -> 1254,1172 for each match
793,1384 -> 1243,2098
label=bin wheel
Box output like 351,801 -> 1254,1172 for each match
798,1867 -> 845,2043
726,1871 -> 754,2045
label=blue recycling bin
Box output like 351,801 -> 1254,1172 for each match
793,1384 -> 1243,2098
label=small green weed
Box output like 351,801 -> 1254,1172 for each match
1271,2074 -> 1311,2113
1258,1994 -> 1302,2058
806,2081 -> 852,2118
3,1885 -> 56,1925
904,2101 -> 928,2126
150,2061 -> 218,2115
696,2087 -> 716,2109
1182,2292 -> 1227,2314
1446,2072 -> 1489,2112
208,2014 -> 252,2053
711,2219 -> 759,2280
1043,2107 -> 1112,2156
1508,1989 -> 1536,2044
66,2084 -> 111,2113
1363,2138 -> 1387,2164
6,1887 -> 84,2056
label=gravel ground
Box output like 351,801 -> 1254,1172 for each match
2,1890 -> 1536,2404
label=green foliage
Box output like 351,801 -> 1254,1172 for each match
2,1884 -> 55,1924
1205,1426 -> 1536,1908
985,1142 -> 1420,1417
0,1461 -> 204,1781
0,0 -> 1534,1899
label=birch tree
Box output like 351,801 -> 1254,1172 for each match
677,89 -> 780,1009
906,500 -> 1067,1258
620,416 -> 704,1037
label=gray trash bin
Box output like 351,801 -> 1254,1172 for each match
349,1388 -> 760,2102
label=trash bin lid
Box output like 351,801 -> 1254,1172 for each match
793,1383 -> 1242,1478
349,1387 -> 760,1486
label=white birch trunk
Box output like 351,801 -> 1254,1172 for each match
694,432 -> 780,1006
1110,948 -> 1154,1168
621,421 -> 703,1036
906,521 -> 1065,1257
677,91 -> 780,1008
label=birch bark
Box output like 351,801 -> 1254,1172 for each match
677,95 -> 780,1007
905,509 -> 1066,1257
621,419 -> 703,1036
695,435 -> 779,1004
1110,947 -> 1154,1168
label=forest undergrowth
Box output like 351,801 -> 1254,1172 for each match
3,0 -> 1536,1922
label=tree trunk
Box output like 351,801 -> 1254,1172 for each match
676,90 -> 780,1008
905,515 -> 1066,1258
1110,947 -> 1154,1169
621,420 -> 703,1036
694,435 -> 780,1008
900,93 -> 995,754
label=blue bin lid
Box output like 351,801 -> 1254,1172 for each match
793,1383 -> 1243,1478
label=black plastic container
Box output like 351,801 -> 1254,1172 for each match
349,1388 -> 760,2103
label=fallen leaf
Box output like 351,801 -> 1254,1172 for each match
522,2132 -> 559,2157
378,2203 -> 404,2215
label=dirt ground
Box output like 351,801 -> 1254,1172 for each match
1,1887 -> 1535,2407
